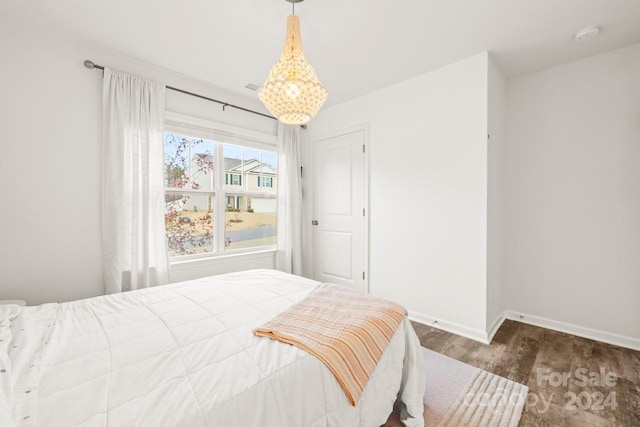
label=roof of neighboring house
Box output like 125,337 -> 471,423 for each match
192,154 -> 276,175
224,157 -> 241,171
227,159 -> 276,175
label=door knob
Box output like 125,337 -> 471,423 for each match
312,220 -> 319,226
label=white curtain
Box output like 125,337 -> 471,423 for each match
275,123 -> 303,275
102,68 -> 169,294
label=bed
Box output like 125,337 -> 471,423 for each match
1,269 -> 424,427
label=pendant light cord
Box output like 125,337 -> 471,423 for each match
292,1 -> 295,14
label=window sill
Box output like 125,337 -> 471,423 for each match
170,248 -> 277,270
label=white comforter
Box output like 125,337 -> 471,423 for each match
1,270 -> 424,427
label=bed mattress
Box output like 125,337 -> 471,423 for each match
1,269 -> 424,427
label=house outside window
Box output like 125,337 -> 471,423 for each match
163,121 -> 277,259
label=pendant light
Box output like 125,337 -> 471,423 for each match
259,0 -> 328,125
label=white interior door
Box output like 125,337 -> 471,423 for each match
312,129 -> 367,292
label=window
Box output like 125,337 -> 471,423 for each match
163,128 -> 277,258
258,176 -> 273,188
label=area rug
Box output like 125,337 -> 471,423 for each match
384,348 -> 529,427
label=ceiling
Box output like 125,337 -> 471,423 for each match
3,0 -> 640,106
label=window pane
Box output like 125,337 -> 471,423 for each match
261,150 -> 277,194
165,193 -> 214,256
164,133 -> 189,188
164,132 -> 214,190
225,196 -> 276,250
189,138 -> 215,190
222,145 -> 277,194
243,147 -> 260,192
223,144 -> 242,191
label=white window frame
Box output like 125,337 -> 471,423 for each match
164,112 -> 278,262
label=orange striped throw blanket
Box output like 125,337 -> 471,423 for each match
253,283 -> 407,406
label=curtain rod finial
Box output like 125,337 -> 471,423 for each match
83,60 -> 96,69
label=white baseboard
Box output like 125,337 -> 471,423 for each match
408,311 -> 490,344
486,312 -> 506,343
409,309 -> 639,352
504,310 -> 640,352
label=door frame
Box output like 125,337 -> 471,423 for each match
310,123 -> 370,293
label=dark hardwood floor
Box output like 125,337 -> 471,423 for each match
411,320 -> 640,426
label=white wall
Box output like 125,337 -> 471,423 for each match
307,53 -> 491,340
505,43 -> 640,345
170,251 -> 277,283
0,22 -> 277,305
486,55 -> 507,336
306,45 -> 640,350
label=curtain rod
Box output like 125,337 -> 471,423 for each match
83,60 -> 286,124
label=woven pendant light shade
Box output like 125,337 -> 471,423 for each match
259,15 -> 328,125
